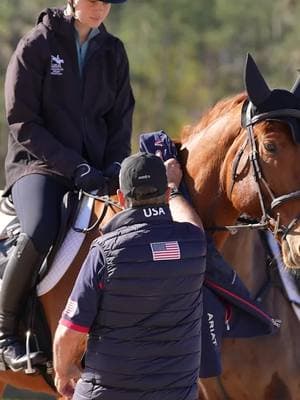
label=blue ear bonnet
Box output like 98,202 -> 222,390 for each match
241,53 -> 300,143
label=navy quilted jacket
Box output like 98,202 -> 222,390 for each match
84,205 -> 206,400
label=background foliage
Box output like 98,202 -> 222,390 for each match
1,0 -> 300,187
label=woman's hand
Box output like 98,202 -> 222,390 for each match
74,163 -> 105,192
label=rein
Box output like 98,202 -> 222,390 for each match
209,101 -> 300,238
72,190 -> 123,233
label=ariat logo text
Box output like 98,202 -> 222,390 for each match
208,313 -> 218,346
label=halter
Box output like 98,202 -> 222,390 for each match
212,100 -> 300,238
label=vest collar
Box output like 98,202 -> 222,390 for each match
102,205 -> 172,234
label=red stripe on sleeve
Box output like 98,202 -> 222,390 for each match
59,318 -> 90,333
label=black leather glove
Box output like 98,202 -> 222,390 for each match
103,162 -> 121,178
103,162 -> 121,194
74,163 -> 106,192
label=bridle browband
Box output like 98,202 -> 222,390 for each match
249,108 -> 300,124
210,100 -> 300,239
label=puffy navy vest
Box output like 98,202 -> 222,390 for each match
84,205 -> 206,399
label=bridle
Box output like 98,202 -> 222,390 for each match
210,100 -> 300,239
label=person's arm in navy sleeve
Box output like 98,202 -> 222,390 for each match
53,244 -> 106,397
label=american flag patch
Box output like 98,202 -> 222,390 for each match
154,138 -> 164,146
150,241 -> 181,261
64,299 -> 78,318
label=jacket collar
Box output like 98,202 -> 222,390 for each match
102,205 -> 172,234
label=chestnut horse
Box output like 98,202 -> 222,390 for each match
1,53 -> 300,399
178,54 -> 300,399
213,229 -> 300,400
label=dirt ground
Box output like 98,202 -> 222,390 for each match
3,385 -> 55,399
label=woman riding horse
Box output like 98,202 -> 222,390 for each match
0,0 -> 134,371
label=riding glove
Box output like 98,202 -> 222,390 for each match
103,162 -> 121,178
74,163 -> 106,192
103,162 -> 121,194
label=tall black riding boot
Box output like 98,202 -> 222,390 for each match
0,233 -> 46,371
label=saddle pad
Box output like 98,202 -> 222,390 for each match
36,194 -> 94,296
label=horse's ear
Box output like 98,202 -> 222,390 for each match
291,74 -> 300,99
244,53 -> 271,106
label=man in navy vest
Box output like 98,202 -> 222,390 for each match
53,152 -> 206,400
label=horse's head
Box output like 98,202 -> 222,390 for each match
237,54 -> 300,269
181,54 -> 300,269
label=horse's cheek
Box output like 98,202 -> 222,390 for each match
231,178 -> 258,214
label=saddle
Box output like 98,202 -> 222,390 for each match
0,192 -> 78,282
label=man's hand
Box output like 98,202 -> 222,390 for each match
54,375 -> 75,399
53,324 -> 87,398
54,365 -> 81,398
164,158 -> 183,188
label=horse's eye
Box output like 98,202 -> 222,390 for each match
263,142 -> 277,154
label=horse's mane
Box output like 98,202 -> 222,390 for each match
180,92 -> 246,142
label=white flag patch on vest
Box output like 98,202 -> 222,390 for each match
64,299 -> 78,318
150,241 -> 181,261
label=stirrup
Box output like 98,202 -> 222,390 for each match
23,330 -> 47,374
25,330 -> 37,374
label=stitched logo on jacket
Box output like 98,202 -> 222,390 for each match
50,54 -> 64,76
150,241 -> 181,261
207,313 -> 218,346
63,299 -> 77,318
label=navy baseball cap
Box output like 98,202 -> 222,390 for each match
120,152 -> 168,200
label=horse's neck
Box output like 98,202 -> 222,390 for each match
222,230 -> 268,293
222,229 -> 295,326
182,111 -> 243,247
